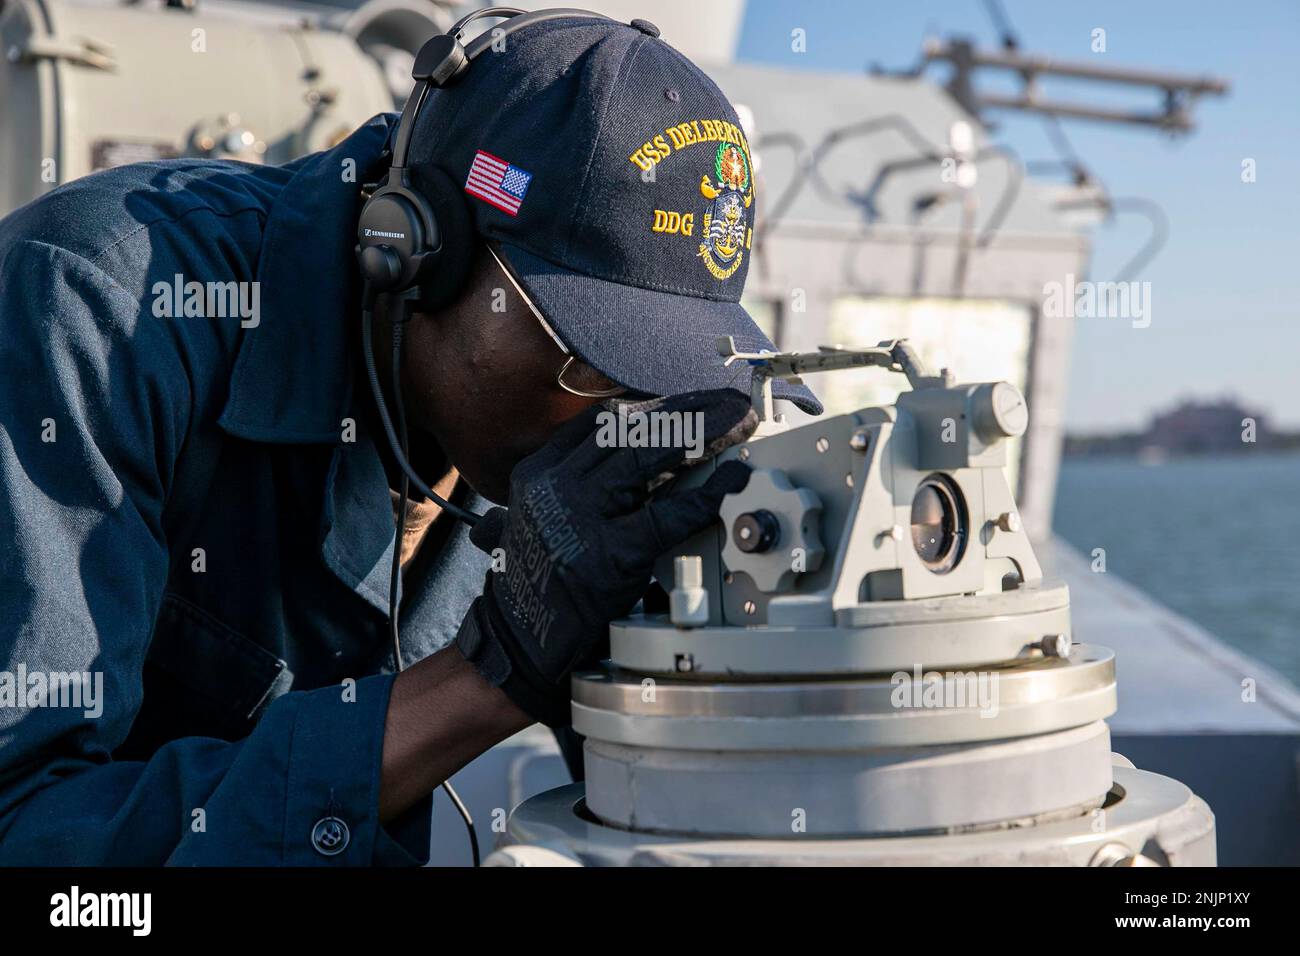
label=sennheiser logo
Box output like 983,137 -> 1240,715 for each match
364,228 -> 406,240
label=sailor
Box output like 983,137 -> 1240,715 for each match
0,13 -> 818,864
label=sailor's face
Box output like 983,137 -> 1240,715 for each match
399,247 -> 615,504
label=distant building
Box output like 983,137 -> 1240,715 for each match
1145,399 -> 1267,455
1063,398 -> 1289,457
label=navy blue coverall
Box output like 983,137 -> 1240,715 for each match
0,114 -> 491,864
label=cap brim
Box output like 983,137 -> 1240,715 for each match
496,242 -> 823,416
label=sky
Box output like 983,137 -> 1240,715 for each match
734,0 -> 1300,431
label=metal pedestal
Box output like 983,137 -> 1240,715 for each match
490,765 -> 1216,866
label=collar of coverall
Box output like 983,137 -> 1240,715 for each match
203,114 -> 477,620
216,114 -> 395,445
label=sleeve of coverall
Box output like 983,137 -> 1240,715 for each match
0,240 -> 423,865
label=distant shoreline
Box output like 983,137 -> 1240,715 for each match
1061,446 -> 1300,462
1062,398 -> 1297,460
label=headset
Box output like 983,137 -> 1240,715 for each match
355,6 -> 613,527
357,5 -> 618,298
353,6 -> 615,866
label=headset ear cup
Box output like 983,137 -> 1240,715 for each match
412,165 -> 477,310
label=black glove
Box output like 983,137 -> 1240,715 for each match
455,389 -> 756,726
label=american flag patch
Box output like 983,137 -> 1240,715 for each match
464,150 -> 532,216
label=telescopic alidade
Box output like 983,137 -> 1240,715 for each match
489,340 -> 1216,867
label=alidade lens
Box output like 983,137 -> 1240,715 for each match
910,476 -> 966,573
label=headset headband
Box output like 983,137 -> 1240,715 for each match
388,6 -> 613,171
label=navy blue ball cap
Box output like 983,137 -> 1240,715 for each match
407,13 -> 821,415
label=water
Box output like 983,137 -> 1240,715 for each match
1053,453 -> 1300,688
